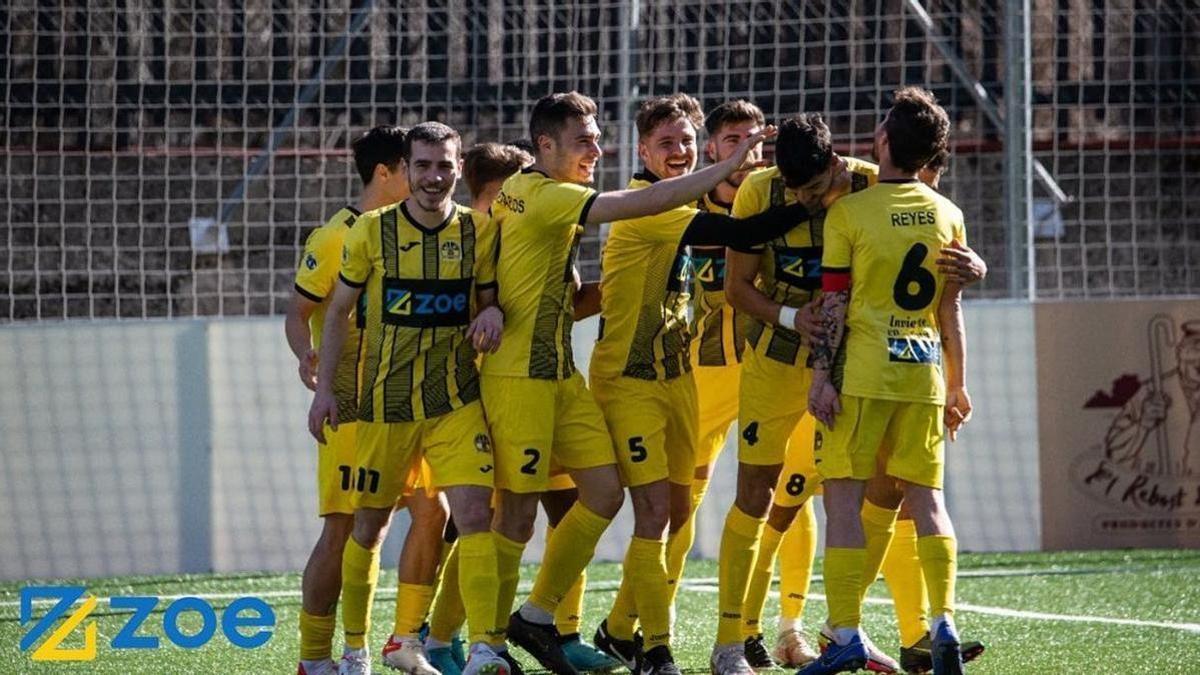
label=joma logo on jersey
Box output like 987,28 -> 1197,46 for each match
382,278 -> 473,327
19,586 -> 274,662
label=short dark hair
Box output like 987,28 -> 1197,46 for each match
403,121 -> 461,160
463,143 -> 534,200
704,99 -> 765,136
925,147 -> 950,176
635,93 -> 704,138
774,113 -> 833,188
529,92 -> 598,148
351,125 -> 407,185
884,87 -> 951,173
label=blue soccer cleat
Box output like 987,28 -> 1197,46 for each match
430,645 -> 465,675
930,622 -> 965,675
795,633 -> 869,675
560,634 -> 622,672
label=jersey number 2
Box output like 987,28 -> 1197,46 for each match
892,243 -> 936,311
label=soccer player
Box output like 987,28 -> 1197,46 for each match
803,87 -> 972,675
482,91 -> 773,675
715,113 -> 878,675
308,122 -> 509,675
588,94 -> 813,675
664,99 -> 765,611
287,125 -> 449,675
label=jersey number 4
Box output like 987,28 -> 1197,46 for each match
892,243 -> 937,311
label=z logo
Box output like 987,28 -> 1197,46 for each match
386,289 -> 413,316
20,586 -> 98,662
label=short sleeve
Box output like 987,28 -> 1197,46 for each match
620,203 -> 697,244
294,228 -> 339,301
731,175 -> 769,253
954,216 -> 967,247
822,201 -> 853,272
339,216 -> 373,288
530,178 -> 598,230
473,211 -> 499,289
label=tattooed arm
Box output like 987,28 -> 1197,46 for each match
808,285 -> 849,428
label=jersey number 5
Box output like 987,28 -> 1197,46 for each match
892,243 -> 936,311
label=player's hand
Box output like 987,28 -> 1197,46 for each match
808,376 -> 842,428
944,386 -> 973,441
793,298 -> 825,343
467,306 -> 504,353
937,241 -> 987,286
1139,390 -> 1170,429
298,349 -> 319,391
729,125 -> 777,173
308,389 -> 338,444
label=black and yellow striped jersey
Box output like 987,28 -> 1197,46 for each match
591,171 -> 697,381
339,200 -> 497,423
481,168 -> 598,380
689,194 -> 744,367
732,158 -> 878,367
295,205 -> 365,423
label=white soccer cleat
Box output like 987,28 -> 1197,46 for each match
462,642 -> 511,675
299,659 -> 339,675
709,643 -> 755,675
339,647 -> 372,675
382,635 -> 440,675
772,629 -> 819,667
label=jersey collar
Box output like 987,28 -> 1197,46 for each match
879,178 -> 919,184
633,167 -> 662,184
400,201 -> 455,235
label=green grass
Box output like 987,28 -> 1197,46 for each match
3,550 -> 1199,674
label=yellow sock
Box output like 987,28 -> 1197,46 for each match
299,609 -> 336,661
916,535 -> 957,619
881,519 -> 929,647
666,478 -> 708,608
528,504 -> 611,612
605,574 -> 638,640
824,547 -> 867,630
493,532 -> 526,644
341,537 -> 381,649
393,582 -> 435,638
742,523 -> 783,638
717,506 -> 765,645
556,568 -> 586,636
778,501 -> 817,626
860,501 -> 899,599
457,531 -> 502,645
626,536 -> 671,649
428,542 -> 465,643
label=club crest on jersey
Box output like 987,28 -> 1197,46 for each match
441,241 -> 462,261
304,253 -> 318,270
474,433 -> 493,454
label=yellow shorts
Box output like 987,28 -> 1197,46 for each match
591,371 -> 699,487
771,413 -> 823,509
351,402 -> 495,509
317,421 -> 358,517
692,360 -> 741,470
481,372 -> 616,494
737,348 -> 813,466
815,395 -> 946,489
547,470 -> 576,492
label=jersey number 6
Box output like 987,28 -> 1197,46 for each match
892,243 -> 937,311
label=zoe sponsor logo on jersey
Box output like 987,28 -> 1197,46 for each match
692,251 -> 727,291
382,277 -> 472,327
18,586 -> 274,662
774,246 -> 822,290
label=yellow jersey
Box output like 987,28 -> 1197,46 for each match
821,179 -> 967,404
295,205 -> 365,423
482,168 -> 598,380
732,158 -> 878,367
339,200 -> 497,422
592,171 -> 698,381
690,194 -> 744,367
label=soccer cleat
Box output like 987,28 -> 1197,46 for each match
452,637 -> 469,669
772,629 -> 818,667
506,611 -> 579,675
818,624 -> 899,673
929,622 -> 964,675
463,643 -> 512,675
382,635 -> 440,675
795,633 -> 868,675
299,659 -> 339,675
593,620 -> 642,671
743,635 -> 776,670
639,645 -> 682,675
899,635 -> 985,674
560,633 -> 623,672
339,647 -> 372,675
499,649 -> 527,675
429,645 -> 465,675
710,643 -> 755,675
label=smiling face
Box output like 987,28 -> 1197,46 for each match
639,115 -> 699,180
404,138 -> 461,214
706,118 -> 763,188
539,115 -> 603,185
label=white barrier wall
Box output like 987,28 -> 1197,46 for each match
0,302 -> 1038,581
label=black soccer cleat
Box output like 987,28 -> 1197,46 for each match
638,645 -> 681,675
507,611 -> 579,675
743,634 -> 777,670
593,620 -> 642,672
899,635 -> 985,674
499,648 -> 527,675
